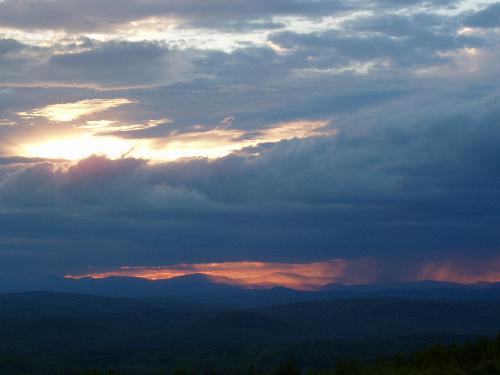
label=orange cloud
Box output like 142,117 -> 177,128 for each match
65,259 -> 378,291
416,257 -> 500,284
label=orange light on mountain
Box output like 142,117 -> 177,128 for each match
65,259 -> 378,291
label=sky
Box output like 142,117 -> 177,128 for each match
1,0 -> 500,289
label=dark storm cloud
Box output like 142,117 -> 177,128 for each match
145,93 -> 500,214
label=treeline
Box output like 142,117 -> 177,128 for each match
83,334 -> 500,375
305,334 -> 500,375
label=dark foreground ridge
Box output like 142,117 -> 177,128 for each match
0,291 -> 500,374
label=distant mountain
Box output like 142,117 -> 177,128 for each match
0,274 -> 318,306
1,275 -> 500,307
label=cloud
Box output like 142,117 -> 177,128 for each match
0,156 -> 66,165
0,38 -> 23,55
0,2 -> 493,93
0,0 -> 471,35
416,257 -> 500,284
122,119 -> 334,160
269,24 -> 480,72
17,98 -> 135,122
45,41 -> 193,88
464,2 -> 500,29
14,119 -> 333,161
0,40 -> 195,89
0,0 -> 490,91
0,0 -> 347,33
81,118 -> 170,133
0,119 -> 16,127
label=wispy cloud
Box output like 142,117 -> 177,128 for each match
81,118 -> 170,133
130,119 -> 335,161
17,98 -> 135,122
0,119 -> 16,127
16,119 -> 333,161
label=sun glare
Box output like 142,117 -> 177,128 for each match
21,136 -> 134,160
16,120 -> 333,162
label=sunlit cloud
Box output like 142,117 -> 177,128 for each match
0,119 -> 16,127
294,59 -> 392,77
81,118 -> 170,133
457,27 -> 478,35
0,14 -> 358,53
82,120 -> 118,128
132,119 -> 334,161
17,119 -> 333,161
20,135 -> 135,160
17,98 -> 135,122
256,120 -> 334,141
65,258 -> 379,291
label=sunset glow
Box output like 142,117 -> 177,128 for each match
66,257 -> 500,290
65,259 -> 378,291
416,258 -> 500,284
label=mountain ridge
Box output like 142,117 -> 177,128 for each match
1,274 -> 500,306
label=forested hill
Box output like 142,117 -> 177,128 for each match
1,292 -> 500,374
